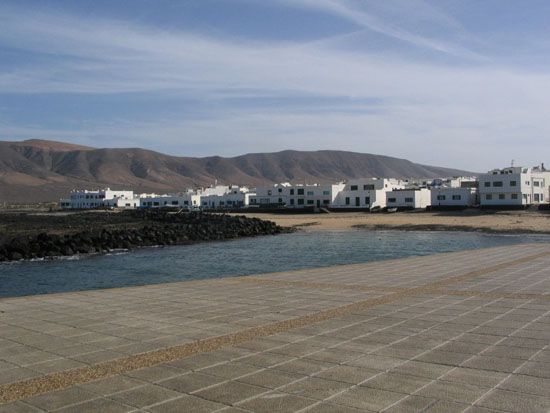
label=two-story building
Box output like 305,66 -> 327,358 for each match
386,188 -> 431,210
479,166 -> 550,208
332,178 -> 405,210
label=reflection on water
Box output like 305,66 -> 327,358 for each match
1,229 -> 549,298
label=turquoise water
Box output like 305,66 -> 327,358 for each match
1,229 -> 549,298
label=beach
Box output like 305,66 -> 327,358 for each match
236,209 -> 550,234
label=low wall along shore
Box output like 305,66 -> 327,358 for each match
0,210 -> 291,262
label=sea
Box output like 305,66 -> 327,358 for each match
1,229 -> 550,298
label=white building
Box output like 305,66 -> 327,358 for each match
139,193 -> 200,209
59,188 -> 135,209
430,187 -> 478,209
479,165 -> 550,207
200,185 -> 253,209
332,178 -> 405,209
386,188 -> 431,210
250,183 -> 345,208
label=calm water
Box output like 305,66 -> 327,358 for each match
1,230 -> 549,298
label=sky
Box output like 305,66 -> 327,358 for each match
1,0 -> 549,171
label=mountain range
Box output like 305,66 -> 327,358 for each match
0,139 -> 474,203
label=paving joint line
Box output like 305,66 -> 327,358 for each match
0,250 -> 546,405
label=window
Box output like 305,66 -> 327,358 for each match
405,197 -> 413,203
437,195 -> 446,201
322,191 -> 330,195
493,181 -> 503,187
534,194 -> 540,202
290,189 -> 295,195
278,188 -> 282,193
278,198 -> 283,203
484,182 -> 490,187
307,191 -> 314,196
364,184 -> 375,190
297,188 -> 304,195
510,181 -> 517,187
511,194 -> 518,200
323,199 -> 330,205
184,201 -> 189,205
171,201 -> 179,205
267,190 -> 272,195
534,181 -> 540,187
345,197 -> 350,205
499,194 -> 505,200
350,185 -> 358,191
154,202 -> 160,206
307,199 -> 314,205
365,197 -> 370,204
290,199 -> 295,205
388,198 -> 396,203
297,198 -> 304,205
220,201 -> 225,205
452,195 -> 461,200
485,194 -> 492,200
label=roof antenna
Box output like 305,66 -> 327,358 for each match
511,159 -> 514,167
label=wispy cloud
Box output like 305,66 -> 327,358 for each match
0,1 -> 549,170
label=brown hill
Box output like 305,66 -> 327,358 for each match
0,139 -> 474,203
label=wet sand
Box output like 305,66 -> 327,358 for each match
236,210 -> 550,234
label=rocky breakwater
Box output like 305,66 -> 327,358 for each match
0,211 -> 292,262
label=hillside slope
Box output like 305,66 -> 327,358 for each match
0,139 -> 474,203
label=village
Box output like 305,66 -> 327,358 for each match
59,164 -> 550,211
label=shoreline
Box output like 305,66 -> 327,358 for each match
236,210 -> 550,235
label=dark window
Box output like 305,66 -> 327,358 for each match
345,197 -> 350,205
297,188 -> 304,195
388,198 -> 396,203
355,197 -> 360,206
363,184 -> 375,190
350,185 -> 358,191
485,194 -> 492,200
452,195 -> 461,200
493,181 -> 503,187
511,194 -> 518,200
278,198 -> 283,203
484,182 -> 490,187
534,181 -> 540,187
499,194 -> 505,200
184,201 -> 189,205
278,188 -> 282,193
405,197 -> 414,203
510,181 -> 517,187
290,199 -> 295,205
290,189 -> 295,195
171,201 -> 179,205
307,199 -> 314,205
437,195 -> 446,201
365,197 -> 370,204
154,202 -> 160,206
297,198 -> 304,205
323,199 -> 330,205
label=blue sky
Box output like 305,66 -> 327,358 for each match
1,0 -> 549,171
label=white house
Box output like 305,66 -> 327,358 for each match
139,193 -> 200,209
386,188 -> 431,210
332,178 -> 405,209
59,188 -> 135,209
479,165 -> 550,207
250,183 -> 345,208
430,187 -> 478,209
200,185 -> 253,209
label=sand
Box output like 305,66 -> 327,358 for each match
236,210 -> 550,234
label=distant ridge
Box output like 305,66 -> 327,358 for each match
0,139 -> 475,203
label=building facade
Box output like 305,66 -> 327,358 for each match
479,166 -> 550,207
59,188 -> 135,209
386,188 -> 431,210
250,183 -> 345,208
430,187 -> 478,208
332,178 -> 405,209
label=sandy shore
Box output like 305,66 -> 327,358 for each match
236,210 -> 550,234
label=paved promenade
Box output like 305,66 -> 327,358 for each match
1,244 -> 549,412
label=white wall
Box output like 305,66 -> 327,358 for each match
386,188 -> 431,209
430,187 -> 478,207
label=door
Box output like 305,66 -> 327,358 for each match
355,197 -> 360,207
